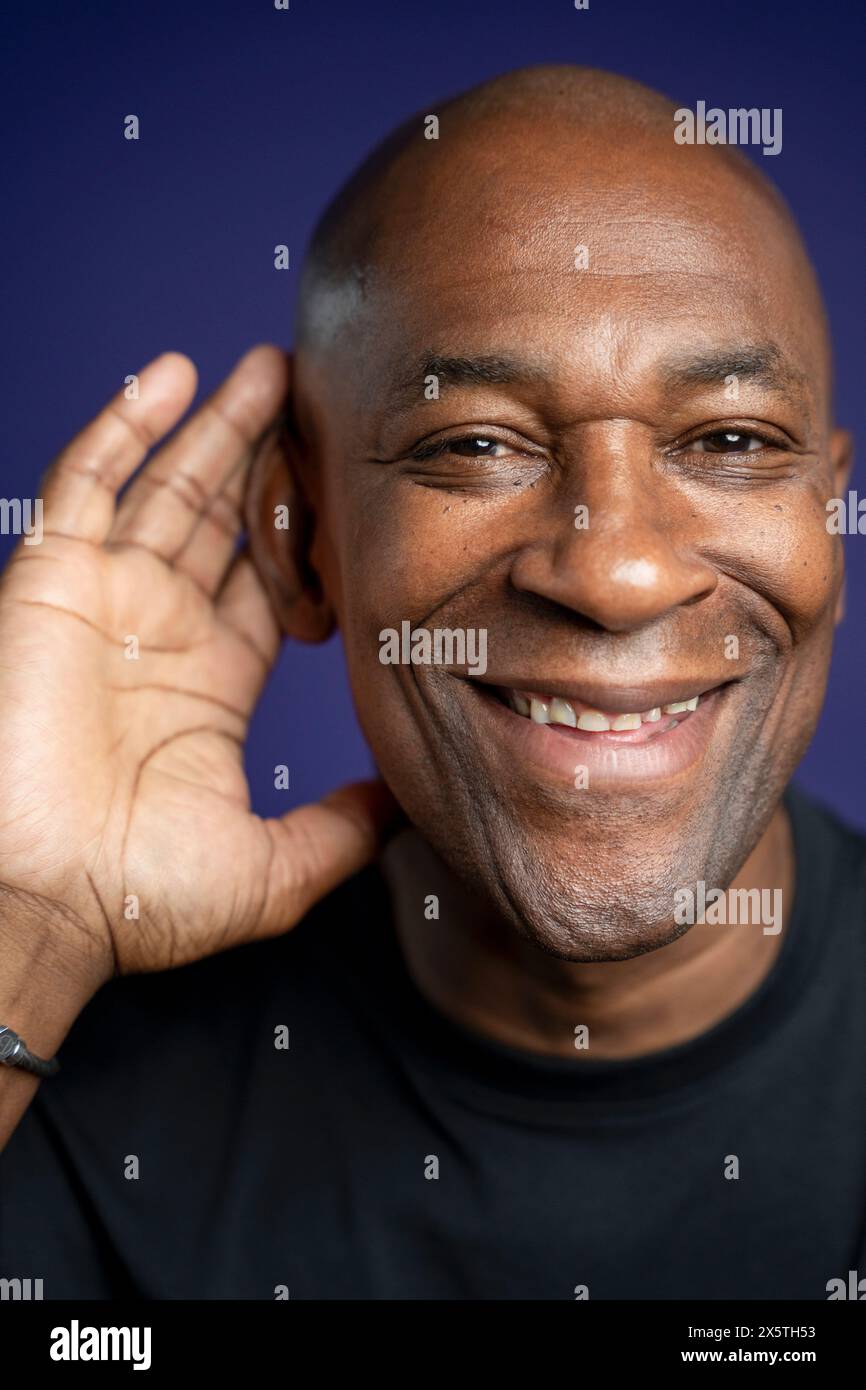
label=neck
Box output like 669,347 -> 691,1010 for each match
381,805 -> 794,1060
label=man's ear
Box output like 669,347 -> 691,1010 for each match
830,427 -> 854,627
245,376 -> 335,643
830,426 -> 854,495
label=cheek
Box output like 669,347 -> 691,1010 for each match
333,475 -> 495,625
323,476 -> 509,781
701,481 -> 843,638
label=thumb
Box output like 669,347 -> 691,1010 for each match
253,777 -> 403,938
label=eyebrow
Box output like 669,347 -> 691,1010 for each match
387,342 -> 809,410
656,343 -> 809,401
388,353 -> 546,408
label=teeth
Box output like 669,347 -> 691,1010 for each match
549,697 -> 577,727
611,712 -> 641,731
507,691 -> 701,727
577,710 -> 611,731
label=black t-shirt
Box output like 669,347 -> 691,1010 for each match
1,787 -> 865,1301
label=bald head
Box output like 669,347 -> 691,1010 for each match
296,63 -> 830,401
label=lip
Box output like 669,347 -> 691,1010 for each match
465,680 -> 731,788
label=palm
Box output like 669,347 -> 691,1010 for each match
0,348 -> 391,978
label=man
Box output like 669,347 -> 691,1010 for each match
0,65 -> 863,1300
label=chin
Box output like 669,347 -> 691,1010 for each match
427,811 -> 737,962
483,850 -> 698,962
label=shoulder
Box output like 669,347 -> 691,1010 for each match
786,784 -> 866,937
786,784 -> 866,870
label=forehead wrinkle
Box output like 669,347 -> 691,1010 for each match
373,184 -> 774,282
377,268 -> 772,303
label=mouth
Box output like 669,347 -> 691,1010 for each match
465,678 -> 733,787
495,687 -> 703,744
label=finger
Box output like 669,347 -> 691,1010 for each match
256,779 -> 402,937
215,548 -> 282,675
110,345 -> 289,562
171,446 -> 248,595
39,354 -> 198,545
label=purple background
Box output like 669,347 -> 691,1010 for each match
2,0 -> 864,827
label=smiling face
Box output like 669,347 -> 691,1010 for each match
287,69 -> 851,961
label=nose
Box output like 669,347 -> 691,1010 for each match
509,427 -> 717,632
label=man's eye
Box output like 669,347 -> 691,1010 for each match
452,436 -> 507,457
410,435 -> 511,461
691,430 -> 769,454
